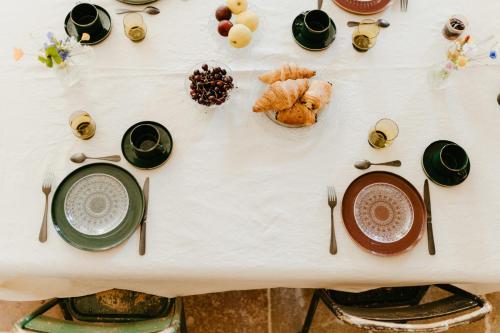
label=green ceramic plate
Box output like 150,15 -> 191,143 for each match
292,12 -> 336,51
122,121 -> 173,170
64,5 -> 112,45
422,140 -> 471,187
52,163 -> 144,251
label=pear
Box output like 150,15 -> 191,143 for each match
236,10 -> 259,31
226,0 -> 248,14
228,24 -> 252,48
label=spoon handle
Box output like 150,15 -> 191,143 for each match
318,0 -> 323,9
115,9 -> 141,14
89,155 -> 122,162
347,21 -> 361,27
373,160 -> 402,167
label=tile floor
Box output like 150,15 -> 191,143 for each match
1,288 -> 498,332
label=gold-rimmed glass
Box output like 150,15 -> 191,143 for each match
69,111 -> 96,140
123,13 -> 147,42
352,19 -> 380,52
368,118 -> 399,149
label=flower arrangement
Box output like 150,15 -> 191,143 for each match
431,35 -> 498,88
13,32 -> 92,87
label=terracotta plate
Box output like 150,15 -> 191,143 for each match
332,0 -> 391,15
342,171 -> 426,255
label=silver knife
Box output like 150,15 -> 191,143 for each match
424,179 -> 436,255
139,177 -> 149,256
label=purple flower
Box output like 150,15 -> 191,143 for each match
47,32 -> 54,41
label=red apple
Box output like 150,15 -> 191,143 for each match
218,20 -> 233,37
215,5 -> 232,21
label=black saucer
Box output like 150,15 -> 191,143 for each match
122,121 -> 173,170
64,5 -> 112,45
292,12 -> 336,51
422,140 -> 471,187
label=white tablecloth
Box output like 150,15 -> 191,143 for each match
0,0 -> 499,301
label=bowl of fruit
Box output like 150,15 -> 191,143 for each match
186,61 -> 235,109
213,0 -> 261,49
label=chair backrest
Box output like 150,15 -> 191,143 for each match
322,285 -> 492,332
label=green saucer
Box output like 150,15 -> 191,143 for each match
422,140 -> 471,187
122,121 -> 173,170
292,12 -> 336,51
64,5 -> 112,45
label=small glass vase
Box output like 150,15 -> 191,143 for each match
54,43 -> 94,89
429,61 -> 456,90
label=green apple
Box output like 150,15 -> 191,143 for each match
226,0 -> 248,14
228,24 -> 252,48
236,10 -> 259,31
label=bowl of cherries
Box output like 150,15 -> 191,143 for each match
186,61 -> 235,109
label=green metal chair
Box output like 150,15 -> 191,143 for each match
13,289 -> 187,333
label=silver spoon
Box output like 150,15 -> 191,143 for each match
70,153 -> 121,163
347,19 -> 390,28
115,6 -> 160,15
354,159 -> 401,170
318,0 -> 323,9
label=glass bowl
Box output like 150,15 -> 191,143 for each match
185,61 -> 235,110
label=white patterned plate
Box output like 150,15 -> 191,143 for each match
64,174 -> 129,236
353,183 -> 414,243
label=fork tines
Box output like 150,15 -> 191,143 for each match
401,0 -> 408,12
327,186 -> 337,205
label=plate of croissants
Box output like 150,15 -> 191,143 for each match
253,63 -> 333,127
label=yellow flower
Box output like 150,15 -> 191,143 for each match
13,48 -> 24,61
81,33 -> 90,42
457,56 -> 468,68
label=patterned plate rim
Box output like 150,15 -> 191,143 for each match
353,182 -> 415,244
64,173 -> 130,236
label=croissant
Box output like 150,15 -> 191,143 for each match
253,79 -> 310,113
259,63 -> 316,84
276,103 -> 317,126
300,80 -> 333,111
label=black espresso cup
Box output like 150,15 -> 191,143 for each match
303,10 -> 331,42
432,143 -> 469,179
70,3 -> 103,40
130,124 -> 166,160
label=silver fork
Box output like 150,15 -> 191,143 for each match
401,0 -> 408,12
327,186 -> 338,255
39,172 -> 54,243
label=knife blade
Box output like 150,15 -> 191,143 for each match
139,177 -> 149,256
424,179 -> 436,255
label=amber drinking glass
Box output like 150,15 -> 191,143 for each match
352,19 -> 380,52
368,118 -> 399,149
69,111 -> 96,140
123,13 -> 147,42
442,15 -> 468,40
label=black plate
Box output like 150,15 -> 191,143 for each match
422,140 -> 471,187
64,5 -> 112,45
122,121 -> 173,170
292,12 -> 336,51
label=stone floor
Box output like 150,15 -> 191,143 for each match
0,288 -> 498,332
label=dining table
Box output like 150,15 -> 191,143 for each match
0,0 -> 500,301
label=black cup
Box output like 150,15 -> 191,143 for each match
432,143 -> 469,179
303,10 -> 331,42
70,3 -> 103,40
130,124 -> 166,160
